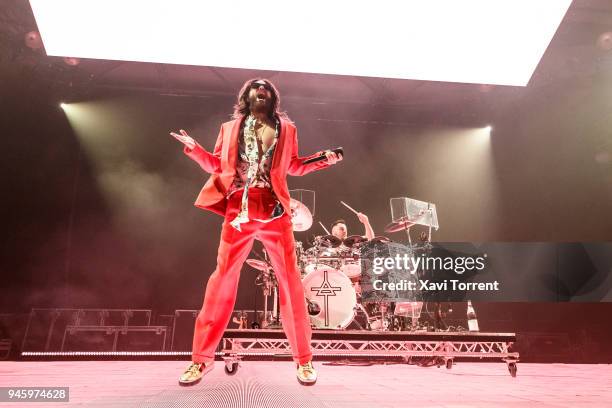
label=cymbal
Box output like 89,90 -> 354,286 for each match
370,236 -> 391,244
316,234 -> 342,248
246,259 -> 270,271
343,235 -> 368,248
384,217 -> 415,233
290,198 -> 313,232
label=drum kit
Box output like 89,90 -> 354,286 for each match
245,198 -> 433,332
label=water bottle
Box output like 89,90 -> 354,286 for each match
467,300 -> 479,332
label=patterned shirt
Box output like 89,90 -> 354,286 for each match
227,121 -> 278,195
227,116 -> 284,229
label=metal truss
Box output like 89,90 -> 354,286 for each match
221,334 -> 519,376
222,337 -> 517,359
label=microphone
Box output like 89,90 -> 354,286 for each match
302,147 -> 344,164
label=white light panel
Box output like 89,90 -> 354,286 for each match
30,0 -> 572,86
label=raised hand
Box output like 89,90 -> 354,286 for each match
169,129 -> 196,150
356,212 -> 369,225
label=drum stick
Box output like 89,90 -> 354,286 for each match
340,200 -> 360,215
319,221 -> 331,235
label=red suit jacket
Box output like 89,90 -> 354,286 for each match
184,116 -> 329,216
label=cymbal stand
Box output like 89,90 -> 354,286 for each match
263,249 -> 281,328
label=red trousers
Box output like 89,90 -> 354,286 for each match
192,188 -> 313,364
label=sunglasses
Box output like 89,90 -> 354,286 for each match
250,81 -> 272,91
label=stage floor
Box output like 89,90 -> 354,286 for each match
1,361 -> 610,407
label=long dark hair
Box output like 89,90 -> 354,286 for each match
232,78 -> 290,121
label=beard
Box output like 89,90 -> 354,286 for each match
248,94 -> 273,116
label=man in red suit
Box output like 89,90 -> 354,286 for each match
171,78 -> 342,386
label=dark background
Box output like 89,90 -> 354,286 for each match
1,0 -> 611,361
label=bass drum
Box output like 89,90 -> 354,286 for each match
302,266 -> 356,329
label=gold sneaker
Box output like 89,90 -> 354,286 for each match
178,362 -> 213,386
296,361 -> 317,386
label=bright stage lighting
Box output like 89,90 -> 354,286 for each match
59,102 -> 67,109
29,0 -> 571,86
484,125 -> 493,132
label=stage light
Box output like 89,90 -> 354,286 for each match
63,56 -> 80,66
29,0 -> 572,86
24,30 -> 43,50
484,125 -> 493,132
478,84 -> 495,93
597,32 -> 612,51
59,102 -> 67,109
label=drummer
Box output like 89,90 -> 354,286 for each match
330,212 -> 375,242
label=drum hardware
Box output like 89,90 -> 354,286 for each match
314,234 -> 342,248
338,249 -> 362,280
304,262 -> 342,274
263,248 -> 282,328
388,197 -> 439,245
365,301 -> 394,331
369,236 -> 391,244
295,241 -> 306,271
248,250 -> 280,328
343,235 -> 368,248
394,302 -> 424,331
246,258 -> 271,272
384,217 -> 416,233
306,299 -> 321,316
345,303 -> 371,330
384,216 -> 417,246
